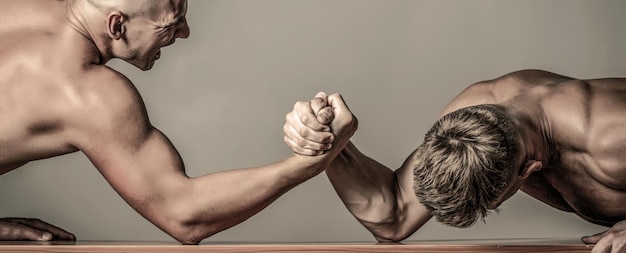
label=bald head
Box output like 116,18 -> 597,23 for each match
67,0 -> 189,68
85,0 -> 158,17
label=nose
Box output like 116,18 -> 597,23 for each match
175,17 -> 190,39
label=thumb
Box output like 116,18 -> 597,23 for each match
314,91 -> 328,101
316,107 -> 334,125
311,92 -> 328,114
312,91 -> 333,125
581,230 -> 608,244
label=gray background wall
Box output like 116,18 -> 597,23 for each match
1,0 -> 624,243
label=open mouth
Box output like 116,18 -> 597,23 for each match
155,50 -> 161,60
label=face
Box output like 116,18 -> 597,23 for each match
122,0 -> 191,70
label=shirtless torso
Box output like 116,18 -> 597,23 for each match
0,0 -> 356,243
284,69 -> 626,252
443,70 -> 626,226
0,0 -> 88,174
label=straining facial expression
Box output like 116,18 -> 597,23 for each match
110,0 -> 191,70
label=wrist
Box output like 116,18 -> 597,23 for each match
281,153 -> 328,182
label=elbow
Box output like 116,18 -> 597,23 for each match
155,205 -> 221,245
158,218 -> 202,245
172,233 -> 201,245
167,226 -> 204,245
162,218 -> 221,245
358,216 -> 412,243
372,229 -> 411,243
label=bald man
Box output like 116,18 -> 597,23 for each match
0,0 -> 356,244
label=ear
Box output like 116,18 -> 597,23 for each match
106,11 -> 126,40
519,160 -> 542,179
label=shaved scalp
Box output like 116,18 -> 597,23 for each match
85,0 -> 158,17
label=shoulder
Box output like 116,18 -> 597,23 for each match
491,69 -> 575,100
77,66 -> 147,121
66,66 -> 152,150
439,69 -> 575,118
438,77 -> 497,117
494,69 -> 574,84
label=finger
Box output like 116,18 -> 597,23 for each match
293,101 -> 330,133
612,243 -> 626,253
13,218 -> 76,240
285,111 -> 333,144
314,91 -> 328,99
590,237 -> 611,253
583,230 -> 609,244
0,222 -> 53,241
310,92 -> 328,118
327,93 -> 357,129
327,93 -> 348,112
283,123 -> 332,152
327,93 -> 352,112
313,92 -> 333,124
286,107 -> 334,143
283,136 -> 324,156
316,107 -> 334,125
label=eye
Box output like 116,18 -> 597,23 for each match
165,18 -> 183,30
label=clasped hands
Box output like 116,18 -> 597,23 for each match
283,92 -> 357,157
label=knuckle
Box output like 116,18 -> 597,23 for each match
322,134 -> 334,143
300,113 -> 311,124
296,127 -> 309,139
295,138 -> 308,148
311,97 -> 325,108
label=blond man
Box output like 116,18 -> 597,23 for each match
285,69 -> 626,253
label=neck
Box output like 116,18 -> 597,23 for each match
505,101 -> 557,166
64,0 -> 110,64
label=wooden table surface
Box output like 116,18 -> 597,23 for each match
0,238 -> 593,253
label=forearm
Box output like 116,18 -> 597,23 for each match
327,142 -> 432,241
326,142 -> 405,240
143,154 -> 325,244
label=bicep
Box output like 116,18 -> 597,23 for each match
77,124 -> 192,230
84,127 -> 188,202
391,148 -> 432,239
66,70 -> 189,210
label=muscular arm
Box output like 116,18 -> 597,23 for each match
325,142 -> 431,241
284,94 -> 430,241
67,70 -> 353,244
285,70 -> 575,241
86,129 -> 324,244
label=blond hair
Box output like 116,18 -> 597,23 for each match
413,104 -> 519,228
